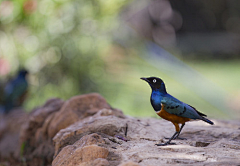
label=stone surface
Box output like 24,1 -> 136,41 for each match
52,134 -> 109,166
0,109 -> 28,160
119,161 -> 140,166
78,158 -> 110,166
19,98 -> 64,166
0,93 -> 124,166
48,93 -> 124,138
53,116 -> 240,166
53,114 -> 127,157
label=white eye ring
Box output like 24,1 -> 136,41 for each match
153,79 -> 156,83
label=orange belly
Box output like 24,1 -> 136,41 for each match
156,105 -> 190,132
157,104 -> 191,126
157,108 -> 190,124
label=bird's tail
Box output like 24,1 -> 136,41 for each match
201,117 -> 214,125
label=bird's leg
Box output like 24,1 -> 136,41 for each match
173,123 -> 186,140
156,131 -> 178,146
164,123 -> 187,140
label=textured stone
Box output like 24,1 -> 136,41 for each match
48,93 -> 124,138
0,109 -> 28,159
119,161 -> 140,166
52,134 -> 109,166
53,117 -> 240,166
78,158 -> 109,166
19,98 -> 64,166
53,115 -> 128,157
80,145 -> 109,162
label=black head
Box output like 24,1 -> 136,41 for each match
18,69 -> 29,77
141,77 -> 166,92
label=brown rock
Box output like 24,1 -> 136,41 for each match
52,134 -> 109,166
54,115 -> 240,166
74,133 -> 105,147
80,145 -> 109,162
119,161 -> 140,166
0,109 -> 28,159
53,116 -> 128,157
20,98 -> 64,145
48,93 -> 124,138
20,98 -> 64,166
18,93 -> 123,166
78,158 -> 109,166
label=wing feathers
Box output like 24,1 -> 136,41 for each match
187,104 -> 207,117
161,96 -> 202,119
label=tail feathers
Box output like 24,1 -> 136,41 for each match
201,117 -> 214,125
188,104 -> 207,117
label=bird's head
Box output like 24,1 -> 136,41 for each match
141,77 -> 166,93
18,69 -> 29,78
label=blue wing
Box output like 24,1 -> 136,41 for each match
4,77 -> 28,111
161,94 -> 202,120
5,78 -> 27,99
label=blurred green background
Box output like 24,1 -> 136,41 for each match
0,0 -> 240,119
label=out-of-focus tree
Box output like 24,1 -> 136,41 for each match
0,0 -> 130,109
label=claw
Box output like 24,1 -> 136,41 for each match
164,137 -> 187,140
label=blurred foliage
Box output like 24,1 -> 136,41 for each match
0,0 -> 131,110
0,0 -> 239,119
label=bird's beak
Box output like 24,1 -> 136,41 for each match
140,77 -> 149,83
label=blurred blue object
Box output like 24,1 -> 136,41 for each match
2,69 -> 29,114
0,105 -> 4,115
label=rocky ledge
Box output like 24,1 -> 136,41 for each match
0,93 -> 240,166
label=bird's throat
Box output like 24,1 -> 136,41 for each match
150,90 -> 164,112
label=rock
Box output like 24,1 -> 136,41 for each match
53,115 -> 170,158
53,115 -> 128,157
53,116 -> 240,166
0,109 -> 28,160
52,115 -> 174,166
79,145 -> 109,162
20,98 -> 64,141
52,134 -> 109,166
20,98 -> 64,166
78,158 -> 109,166
18,93 -> 123,166
119,161 -> 140,166
48,93 -> 124,138
76,133 -> 105,146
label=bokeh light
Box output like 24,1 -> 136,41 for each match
0,0 -> 240,119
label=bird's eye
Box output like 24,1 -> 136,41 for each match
153,79 -> 156,83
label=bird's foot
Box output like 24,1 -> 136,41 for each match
164,137 -> 187,140
155,142 -> 176,146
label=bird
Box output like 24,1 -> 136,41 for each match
141,77 -> 214,146
2,69 -> 29,114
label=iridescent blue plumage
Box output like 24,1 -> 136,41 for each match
1,70 -> 28,114
161,94 -> 205,120
150,90 -> 163,111
141,76 -> 214,146
144,77 -> 213,124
